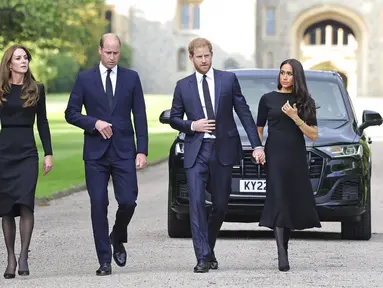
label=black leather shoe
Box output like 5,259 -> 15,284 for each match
209,253 -> 219,270
110,232 -> 127,267
193,260 -> 210,273
96,263 -> 112,276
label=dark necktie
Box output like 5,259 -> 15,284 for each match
106,69 -> 113,108
202,75 -> 215,120
202,75 -> 215,135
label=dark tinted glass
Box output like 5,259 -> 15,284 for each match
237,76 -> 348,120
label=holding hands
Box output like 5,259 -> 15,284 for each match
253,147 -> 266,165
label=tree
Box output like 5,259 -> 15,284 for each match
0,0 -> 134,92
0,0 -> 108,65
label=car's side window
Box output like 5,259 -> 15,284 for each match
308,81 -> 348,120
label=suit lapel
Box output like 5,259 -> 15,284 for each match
111,66 -> 123,113
189,74 -> 205,118
93,66 -> 110,108
213,69 -> 222,115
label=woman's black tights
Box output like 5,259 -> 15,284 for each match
2,205 -> 34,275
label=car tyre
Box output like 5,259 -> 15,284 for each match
341,184 -> 371,240
168,204 -> 192,238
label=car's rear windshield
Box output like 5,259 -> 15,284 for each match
236,75 -> 349,121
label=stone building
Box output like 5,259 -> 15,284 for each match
106,0 -> 383,98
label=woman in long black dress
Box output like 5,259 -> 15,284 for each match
256,59 -> 321,272
0,45 -> 53,278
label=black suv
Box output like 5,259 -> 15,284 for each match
159,69 -> 382,240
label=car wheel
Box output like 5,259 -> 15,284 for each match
341,184 -> 371,240
168,204 -> 192,238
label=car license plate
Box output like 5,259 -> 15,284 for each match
239,180 -> 266,192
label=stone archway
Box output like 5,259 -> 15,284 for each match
291,4 -> 368,97
311,61 -> 348,88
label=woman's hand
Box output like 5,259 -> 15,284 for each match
252,147 -> 266,165
281,100 -> 298,120
43,155 -> 53,176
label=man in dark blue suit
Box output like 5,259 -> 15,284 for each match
170,38 -> 265,273
65,33 -> 148,276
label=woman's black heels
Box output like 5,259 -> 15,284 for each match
274,227 -> 290,272
3,261 -> 30,279
17,258 -> 30,276
3,265 -> 16,279
3,258 -> 17,279
18,270 -> 30,276
3,272 -> 15,279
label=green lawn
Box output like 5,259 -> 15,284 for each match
34,93 -> 176,199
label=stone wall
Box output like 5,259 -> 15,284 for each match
256,0 -> 383,97
120,0 -> 258,94
109,0 -> 383,97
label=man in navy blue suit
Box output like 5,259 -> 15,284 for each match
170,38 -> 265,273
65,33 -> 148,276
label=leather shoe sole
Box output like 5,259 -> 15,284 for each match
210,261 -> 218,270
96,267 -> 112,276
194,267 -> 209,273
193,262 -> 210,273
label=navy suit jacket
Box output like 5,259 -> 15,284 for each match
169,69 -> 261,168
65,65 -> 148,161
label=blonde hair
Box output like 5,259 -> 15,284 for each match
0,44 -> 39,107
188,38 -> 213,56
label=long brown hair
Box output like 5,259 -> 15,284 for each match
0,44 -> 39,107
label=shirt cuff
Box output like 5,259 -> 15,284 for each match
191,121 -> 195,131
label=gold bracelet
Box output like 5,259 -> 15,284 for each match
296,119 -> 304,126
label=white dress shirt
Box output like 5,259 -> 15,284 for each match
193,67 -> 216,139
99,62 -> 117,96
190,67 -> 263,151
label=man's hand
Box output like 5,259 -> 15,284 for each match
192,118 -> 215,133
95,120 -> 113,139
252,148 -> 266,165
136,153 -> 147,169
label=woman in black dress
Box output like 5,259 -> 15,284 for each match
256,59 -> 321,272
0,45 -> 53,278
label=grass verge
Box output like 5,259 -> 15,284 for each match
34,93 -> 175,198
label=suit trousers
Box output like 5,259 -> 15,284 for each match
85,143 -> 137,265
186,139 -> 232,261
